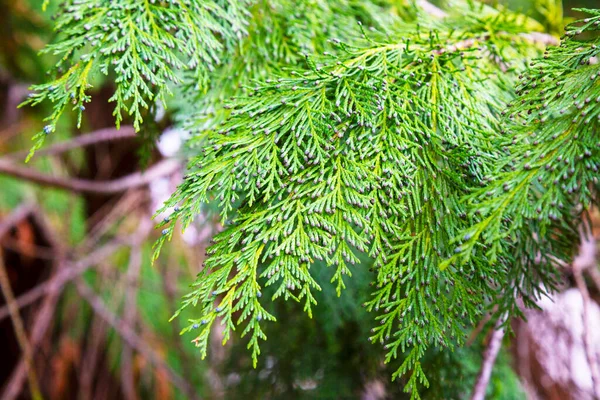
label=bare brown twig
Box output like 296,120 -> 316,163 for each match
78,251 -> 129,400
0,252 -> 43,400
121,244 -> 143,400
470,316 -> 507,400
0,204 -> 56,400
161,250 -> 200,394
5,126 -> 136,160
0,158 -> 181,194
0,208 -> 139,399
84,191 -> 146,250
1,262 -> 63,400
0,239 -> 126,322
0,236 -> 57,260
74,278 -> 200,400
0,203 -> 37,237
121,218 -> 152,400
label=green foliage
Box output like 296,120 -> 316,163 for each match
28,0 -> 600,398
173,0 -> 413,132
155,2 -> 547,397
21,0 -> 252,160
215,261 -> 524,399
451,8 -> 600,318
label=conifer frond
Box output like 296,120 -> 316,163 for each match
451,10 -> 600,318
22,0 -> 251,161
155,4 -> 548,396
179,0 -> 413,132
34,0 -> 600,397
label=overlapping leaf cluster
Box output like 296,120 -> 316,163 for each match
156,3 -> 547,397
177,0 -> 412,132
22,0 -> 251,160
30,0 -> 598,398
452,9 -> 600,318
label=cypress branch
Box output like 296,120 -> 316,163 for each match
28,1 -> 600,398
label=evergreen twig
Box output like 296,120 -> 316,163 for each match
26,0 -> 600,397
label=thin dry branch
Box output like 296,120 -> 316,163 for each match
0,239 -> 126,322
6,126 -> 136,160
470,317 -> 507,400
1,262 -> 64,400
121,244 -> 143,400
74,278 -> 200,400
121,218 -> 152,400
0,204 -> 57,400
0,252 -> 42,400
84,191 -> 146,250
0,158 -> 181,194
160,252 -> 200,393
0,236 -> 57,260
466,309 -> 495,347
0,203 -> 37,237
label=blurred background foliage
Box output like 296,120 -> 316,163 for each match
0,0 -> 595,399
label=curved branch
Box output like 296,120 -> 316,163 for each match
0,158 -> 181,194
7,126 -> 136,160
